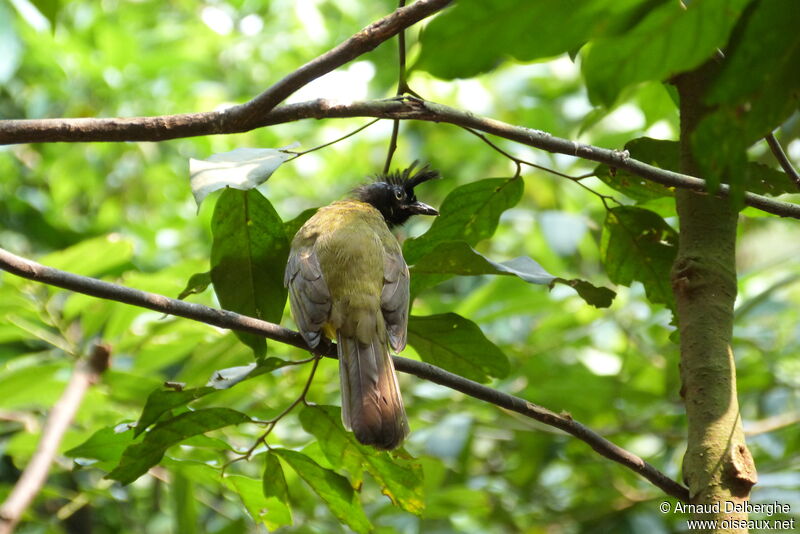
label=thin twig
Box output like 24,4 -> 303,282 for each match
0,246 -> 689,502
225,356 -> 321,468
765,132 -> 800,189
0,344 -> 110,534
266,355 -> 321,424
383,0 -> 408,174
383,120 -> 402,174
395,0 -> 410,95
287,118 -> 380,160
6,98 -> 797,219
462,126 -> 550,178
461,126 -> 618,207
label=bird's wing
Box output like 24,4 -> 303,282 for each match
284,244 -> 331,348
381,247 -> 410,353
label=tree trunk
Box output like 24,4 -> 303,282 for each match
672,65 -> 757,533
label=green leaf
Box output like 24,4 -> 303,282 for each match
693,112 -> 793,199
691,111 -> 748,196
177,271 -> 211,300
227,474 -> 292,530
65,426 -> 135,464
411,241 -> 614,308
409,240 -> 535,295
262,452 -> 290,504
210,188 -> 290,357
404,177 -> 523,264
597,137 -> 798,200
30,0 -> 60,28
5,314 -> 73,354
744,163 -> 799,197
273,448 -> 371,534
692,0 -> 800,197
601,206 -> 677,309
108,408 -> 251,485
134,387 -> 216,438
706,0 -> 800,140
635,81 -> 680,127
0,361 -> 69,409
595,137 -> 677,202
416,0 -> 645,79
582,0 -> 751,106
179,434 -> 236,451
407,313 -> 509,382
299,405 -> 425,514
135,358 -> 292,437
103,371 -> 165,405
40,234 -> 134,278
411,241 -> 555,284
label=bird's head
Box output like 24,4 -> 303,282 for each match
354,162 -> 440,228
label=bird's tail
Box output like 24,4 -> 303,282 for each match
337,332 -> 409,450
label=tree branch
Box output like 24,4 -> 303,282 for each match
224,0 -> 452,131
3,98 -> 799,219
0,344 -> 110,534
0,246 -> 689,502
765,132 -> 800,190
0,0 -> 795,220
0,0 -> 450,144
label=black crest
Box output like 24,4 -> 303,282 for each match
354,162 -> 440,227
381,162 -> 440,194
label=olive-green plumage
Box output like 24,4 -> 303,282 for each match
284,164 -> 438,450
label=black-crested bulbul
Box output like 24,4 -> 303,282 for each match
285,164 -> 439,449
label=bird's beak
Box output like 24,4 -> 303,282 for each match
408,201 -> 439,216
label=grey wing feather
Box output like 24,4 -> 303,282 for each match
381,249 -> 410,352
285,245 -> 331,348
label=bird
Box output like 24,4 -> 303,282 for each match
284,163 -> 439,450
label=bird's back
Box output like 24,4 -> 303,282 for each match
288,199 -> 410,448
292,200 -> 396,342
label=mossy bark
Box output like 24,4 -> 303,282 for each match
671,66 -> 757,533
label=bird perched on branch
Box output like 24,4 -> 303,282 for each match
285,163 -> 439,449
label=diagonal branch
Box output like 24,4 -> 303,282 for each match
0,246 -> 689,502
223,0 -> 452,131
0,0 -> 451,144
765,132 -> 800,190
3,98 -> 799,219
0,344 -> 110,534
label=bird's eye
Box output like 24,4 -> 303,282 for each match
394,189 -> 403,200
